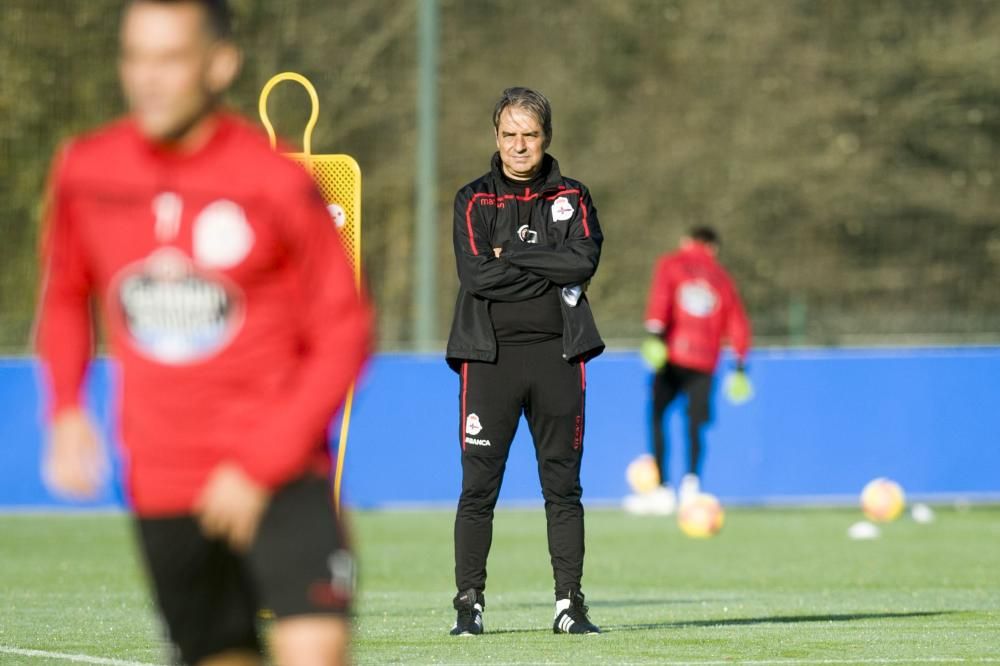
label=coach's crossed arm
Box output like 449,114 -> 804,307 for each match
498,188 -> 603,287
453,189 -> 553,302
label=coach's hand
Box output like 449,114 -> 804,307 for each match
196,463 -> 271,552
43,408 -> 107,500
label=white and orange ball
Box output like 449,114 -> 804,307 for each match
625,454 -> 661,494
677,493 -> 725,538
860,477 -> 905,522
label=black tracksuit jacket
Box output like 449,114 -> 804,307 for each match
446,153 -> 605,369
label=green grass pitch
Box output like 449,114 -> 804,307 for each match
1,505 -> 998,665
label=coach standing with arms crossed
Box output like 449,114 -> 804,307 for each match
445,87 -> 605,635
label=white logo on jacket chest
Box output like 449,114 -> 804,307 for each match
152,192 -> 183,242
551,196 -> 574,222
193,200 -> 255,269
115,248 -> 245,364
518,224 -> 539,244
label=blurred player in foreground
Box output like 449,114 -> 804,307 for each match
627,226 -> 751,515
445,88 -> 605,635
35,1 -> 372,664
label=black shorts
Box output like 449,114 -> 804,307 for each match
136,474 -> 353,665
653,363 -> 713,425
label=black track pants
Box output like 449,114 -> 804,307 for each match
454,337 -> 587,598
650,363 -> 713,482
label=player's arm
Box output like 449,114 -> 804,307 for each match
720,277 -> 754,404
638,256 -> 673,370
454,188 -> 553,302
499,186 -> 603,286
725,278 -> 752,368
35,146 -> 105,499
643,256 -> 673,336
238,183 -> 374,490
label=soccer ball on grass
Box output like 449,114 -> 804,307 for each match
860,477 -> 905,522
625,454 -> 661,495
677,493 -> 724,538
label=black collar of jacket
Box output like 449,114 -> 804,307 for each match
490,152 -> 563,195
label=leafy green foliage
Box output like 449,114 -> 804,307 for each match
3,1 -> 999,350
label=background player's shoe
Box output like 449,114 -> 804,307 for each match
679,474 -> 701,506
449,588 -> 484,636
553,590 -> 601,634
648,485 -> 676,515
623,485 -> 676,515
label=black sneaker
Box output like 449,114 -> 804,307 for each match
449,588 -> 484,636
553,590 -> 601,634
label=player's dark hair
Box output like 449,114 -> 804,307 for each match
126,0 -> 233,40
493,87 -> 553,149
689,226 -> 720,246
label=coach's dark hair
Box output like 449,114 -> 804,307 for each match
493,87 -> 553,149
126,0 -> 233,39
689,226 -> 720,246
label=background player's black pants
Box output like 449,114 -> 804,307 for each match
651,363 -> 713,483
454,337 -> 587,599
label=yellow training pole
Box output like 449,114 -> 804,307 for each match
259,72 -> 362,516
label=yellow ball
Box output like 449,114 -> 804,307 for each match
860,477 -> 905,522
625,454 -> 661,494
677,493 -> 725,538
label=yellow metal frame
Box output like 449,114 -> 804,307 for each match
258,72 -> 361,515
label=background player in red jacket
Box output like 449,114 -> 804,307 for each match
35,1 -> 372,664
628,226 -> 751,515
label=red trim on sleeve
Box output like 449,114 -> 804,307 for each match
464,199 -> 480,256
466,192 -> 524,255
460,362 -> 469,451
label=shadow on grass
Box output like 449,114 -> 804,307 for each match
500,597 -> 739,611
486,610 -> 960,635
606,610 -> 960,632
590,597 -> 740,608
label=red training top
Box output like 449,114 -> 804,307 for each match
644,241 -> 751,373
36,113 -> 373,516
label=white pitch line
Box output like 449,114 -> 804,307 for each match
2,647 -> 998,666
0,645 -> 160,666
446,657 -> 1000,666
663,657 -> 1000,666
